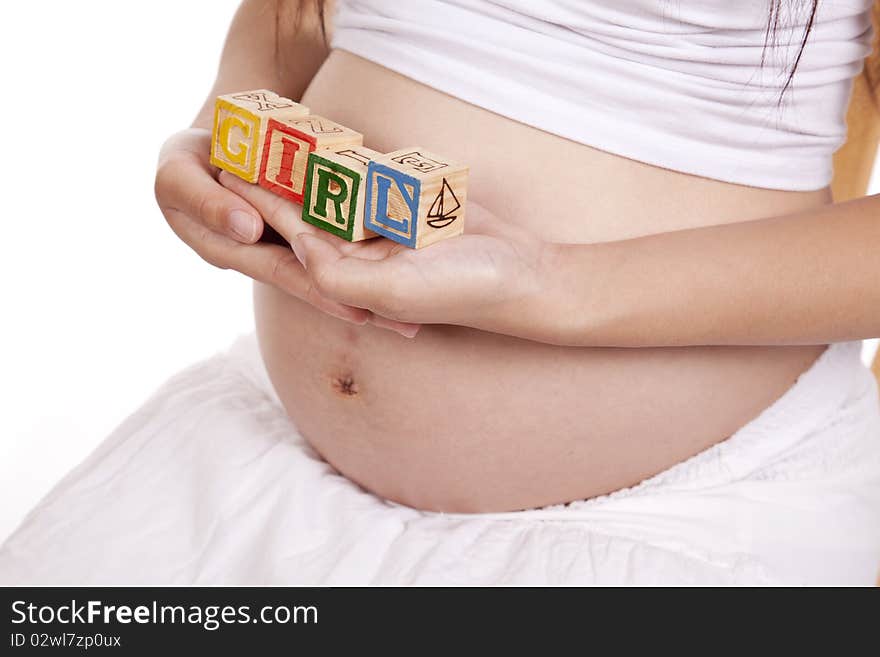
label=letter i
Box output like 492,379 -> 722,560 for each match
273,136 -> 301,187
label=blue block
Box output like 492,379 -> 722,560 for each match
365,162 -> 421,248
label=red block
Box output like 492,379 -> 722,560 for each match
258,116 -> 363,204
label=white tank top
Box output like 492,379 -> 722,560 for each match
331,0 -> 874,191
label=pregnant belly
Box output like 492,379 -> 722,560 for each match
255,51 -> 829,512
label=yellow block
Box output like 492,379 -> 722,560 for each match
209,90 -> 309,183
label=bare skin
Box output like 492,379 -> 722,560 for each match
250,50 -> 826,513
157,1 -> 867,513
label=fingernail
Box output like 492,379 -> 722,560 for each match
398,326 -> 420,339
291,240 -> 307,269
229,210 -> 258,242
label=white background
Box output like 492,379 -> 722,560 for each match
0,0 -> 248,541
0,1 -> 878,543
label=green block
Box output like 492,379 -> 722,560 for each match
302,151 -> 362,242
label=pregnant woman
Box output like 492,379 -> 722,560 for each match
3,0 -> 880,585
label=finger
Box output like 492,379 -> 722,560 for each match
290,232 -> 420,335
296,232 -> 415,319
218,171 -> 316,244
218,172 -> 401,256
457,201 -> 533,245
156,155 -> 263,244
165,208 -> 370,325
367,313 -> 421,338
460,201 -> 511,238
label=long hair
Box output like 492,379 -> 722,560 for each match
764,0 -> 819,97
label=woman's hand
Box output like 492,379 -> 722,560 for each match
274,196 -> 562,342
156,128 -> 265,244
155,129 -> 418,336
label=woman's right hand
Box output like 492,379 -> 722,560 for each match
153,128 -> 373,327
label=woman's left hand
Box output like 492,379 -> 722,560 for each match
292,201 -> 559,339
220,172 -> 559,340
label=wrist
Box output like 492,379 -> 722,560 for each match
509,241 -> 587,346
535,241 -> 612,347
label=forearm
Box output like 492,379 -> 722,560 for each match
192,0 -> 330,129
551,194 -> 880,347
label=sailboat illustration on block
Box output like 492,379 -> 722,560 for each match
427,178 -> 461,228
365,147 -> 468,249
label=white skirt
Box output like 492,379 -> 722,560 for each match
2,335 -> 879,585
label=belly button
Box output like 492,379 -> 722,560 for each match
332,374 -> 359,397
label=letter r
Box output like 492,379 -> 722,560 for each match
314,168 -> 349,224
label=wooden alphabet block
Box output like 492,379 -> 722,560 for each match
210,90 -> 309,183
364,148 -> 468,249
301,146 -> 382,242
258,116 -> 363,204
